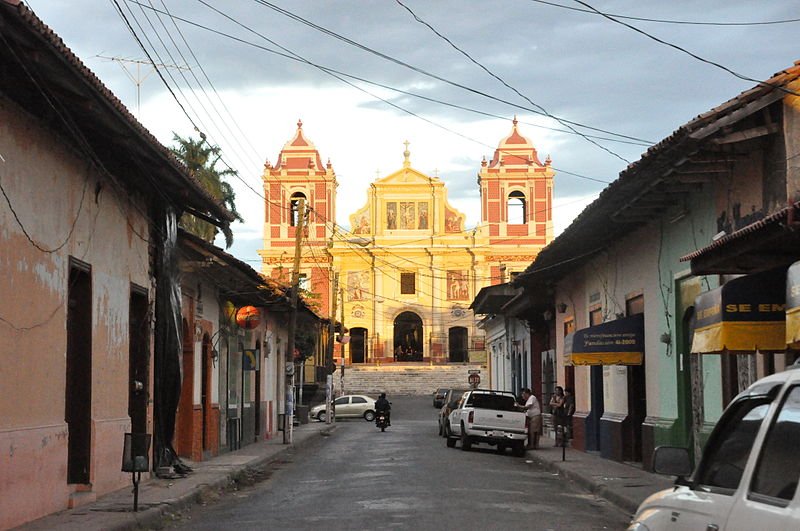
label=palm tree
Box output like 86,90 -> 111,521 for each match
170,133 -> 243,247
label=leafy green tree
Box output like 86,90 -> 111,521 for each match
170,133 -> 243,247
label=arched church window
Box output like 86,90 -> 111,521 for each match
508,190 -> 526,224
290,192 -> 306,226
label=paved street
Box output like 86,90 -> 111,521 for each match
168,396 -> 629,530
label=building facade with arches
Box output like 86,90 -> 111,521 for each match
259,119 -> 554,365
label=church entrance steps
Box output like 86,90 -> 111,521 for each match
337,363 -> 486,396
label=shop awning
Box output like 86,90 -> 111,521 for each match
692,270 -> 785,354
564,314 -> 644,366
786,262 -> 800,346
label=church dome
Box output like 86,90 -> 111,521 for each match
488,117 -> 544,168
272,119 -> 325,172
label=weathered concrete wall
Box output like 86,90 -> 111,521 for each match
0,97 -> 152,528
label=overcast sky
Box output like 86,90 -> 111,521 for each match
26,0 -> 800,265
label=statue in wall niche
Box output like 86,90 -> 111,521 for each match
418,203 -> 429,230
387,202 -> 397,230
353,214 -> 370,234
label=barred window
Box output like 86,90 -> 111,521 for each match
400,272 -> 415,294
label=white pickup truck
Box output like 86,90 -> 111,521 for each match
445,389 -> 528,456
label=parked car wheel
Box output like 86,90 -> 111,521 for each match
363,410 -> 375,421
460,424 -> 472,451
445,424 -> 456,447
317,411 -> 327,423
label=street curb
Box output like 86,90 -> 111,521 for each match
524,450 -> 639,516
112,425 -> 337,530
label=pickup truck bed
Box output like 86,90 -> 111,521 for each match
446,390 -> 528,456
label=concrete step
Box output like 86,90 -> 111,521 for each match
338,363 -> 486,396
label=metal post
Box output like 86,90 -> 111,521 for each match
299,358 -> 305,406
286,198 -> 305,444
132,471 -> 140,511
326,272 -> 338,424
339,287 -> 346,397
288,373 -> 294,444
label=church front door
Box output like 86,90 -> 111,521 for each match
393,312 -> 423,362
350,327 -> 368,363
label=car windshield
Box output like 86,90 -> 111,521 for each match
468,393 -> 518,411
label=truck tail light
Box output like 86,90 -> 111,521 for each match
468,411 -> 474,423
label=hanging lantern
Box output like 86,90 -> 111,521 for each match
235,306 -> 261,329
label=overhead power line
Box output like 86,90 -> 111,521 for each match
572,0 -> 800,97
249,0 -> 646,153
532,0 -> 800,26
393,0 -> 630,164
115,0 -> 612,264
128,0 -> 620,186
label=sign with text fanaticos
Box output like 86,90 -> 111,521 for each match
564,314 -> 644,366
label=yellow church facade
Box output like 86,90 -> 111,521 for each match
259,119 -> 554,365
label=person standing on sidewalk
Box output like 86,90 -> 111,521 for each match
520,388 -> 542,450
550,386 -> 566,446
563,387 -> 575,441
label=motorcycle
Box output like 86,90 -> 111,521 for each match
375,411 -> 390,432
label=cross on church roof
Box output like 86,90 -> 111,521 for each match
403,140 -> 411,168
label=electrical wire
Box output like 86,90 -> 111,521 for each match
250,0 -> 641,158
112,0 -> 617,285
128,0 -> 652,147
394,0 -> 630,164
531,0 -> 800,27
122,0 -> 612,245
124,0 -> 634,193
572,0 -> 800,97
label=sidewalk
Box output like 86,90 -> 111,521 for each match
525,433 -> 675,516
16,422 -> 336,531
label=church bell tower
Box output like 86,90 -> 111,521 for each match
479,118 -> 555,284
258,120 -> 337,317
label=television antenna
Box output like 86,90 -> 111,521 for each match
95,55 -> 192,117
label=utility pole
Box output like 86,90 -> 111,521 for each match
285,198 -> 305,444
340,286 -> 346,397
326,272 -> 338,424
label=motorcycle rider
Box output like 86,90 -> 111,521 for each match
375,392 -> 391,426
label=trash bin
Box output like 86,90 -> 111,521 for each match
296,405 -> 309,424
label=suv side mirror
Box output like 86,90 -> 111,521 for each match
653,446 -> 692,480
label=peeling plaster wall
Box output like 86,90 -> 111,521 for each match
0,98 -> 152,529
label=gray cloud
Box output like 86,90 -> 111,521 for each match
28,0 -> 800,253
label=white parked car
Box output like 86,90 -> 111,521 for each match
309,394 -> 376,422
629,363 -> 800,530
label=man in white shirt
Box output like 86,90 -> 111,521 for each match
520,388 -> 542,450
